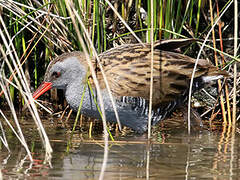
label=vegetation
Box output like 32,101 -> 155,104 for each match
0,0 -> 239,173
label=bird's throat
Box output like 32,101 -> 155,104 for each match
65,78 -> 102,116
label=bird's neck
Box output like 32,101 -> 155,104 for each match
65,77 -> 111,114
65,76 -> 88,111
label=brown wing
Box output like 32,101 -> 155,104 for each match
91,41 -> 226,107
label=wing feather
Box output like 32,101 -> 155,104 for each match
89,40 -> 226,108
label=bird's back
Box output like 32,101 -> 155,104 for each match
94,41 -> 227,110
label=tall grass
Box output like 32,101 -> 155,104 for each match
0,0 -> 238,178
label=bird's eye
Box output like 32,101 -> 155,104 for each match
52,71 -> 61,78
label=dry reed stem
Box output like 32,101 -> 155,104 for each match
230,0 -> 238,175
146,1 -> 155,179
0,110 -> 10,152
0,47 -> 33,161
0,6 -> 53,163
216,0 -> 232,126
74,2 -> 123,132
209,0 -> 227,126
64,1 -> 109,179
187,1 -> 233,134
232,0 -> 238,126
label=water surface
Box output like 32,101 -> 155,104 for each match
0,116 -> 239,180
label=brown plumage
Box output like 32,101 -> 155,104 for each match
94,41 -> 227,107
33,39 -> 228,132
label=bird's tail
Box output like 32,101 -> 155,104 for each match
202,67 -> 229,83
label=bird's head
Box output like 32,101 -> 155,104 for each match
33,52 -> 87,100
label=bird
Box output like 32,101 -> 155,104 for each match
33,39 -> 228,133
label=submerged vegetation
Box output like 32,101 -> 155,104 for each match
0,0 -> 239,174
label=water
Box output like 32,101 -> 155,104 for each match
0,116 -> 239,180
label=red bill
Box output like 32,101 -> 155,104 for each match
33,82 -> 52,100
